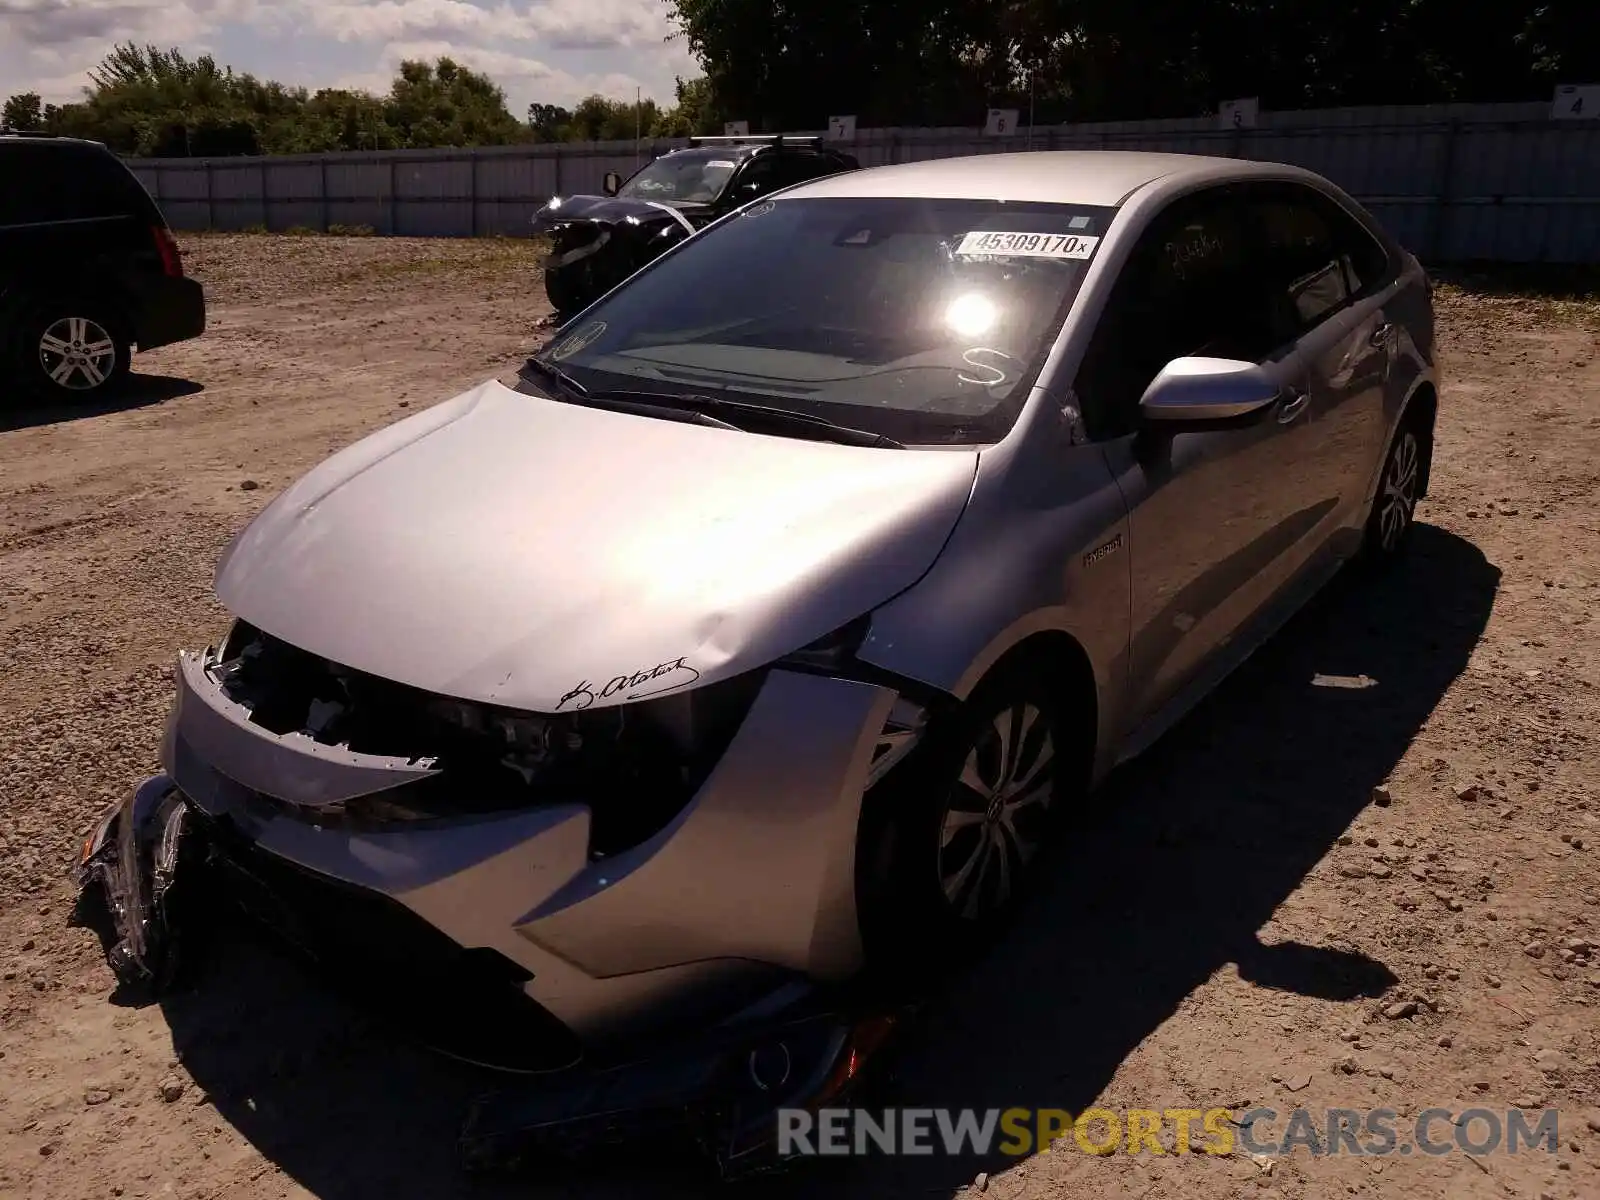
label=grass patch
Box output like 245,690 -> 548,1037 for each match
1429,262 -> 1600,329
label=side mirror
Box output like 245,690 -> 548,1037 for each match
602,171 -> 622,196
1137,357 -> 1284,432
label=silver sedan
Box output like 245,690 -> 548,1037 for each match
127,150 -> 1436,1065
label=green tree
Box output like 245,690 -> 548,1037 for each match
2,92 -> 43,132
383,57 -> 526,148
649,76 -> 721,136
561,93 -> 661,141
527,102 -> 574,141
666,0 -> 1600,126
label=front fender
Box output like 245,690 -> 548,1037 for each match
856,399 -> 1133,779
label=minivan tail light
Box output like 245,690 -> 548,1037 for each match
152,226 -> 184,277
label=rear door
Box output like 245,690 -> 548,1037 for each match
1078,185 -> 1326,723
1240,182 -> 1399,541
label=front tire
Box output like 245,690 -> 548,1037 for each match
17,306 -> 130,399
542,263 -> 585,315
857,668 -> 1070,980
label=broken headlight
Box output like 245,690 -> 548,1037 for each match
206,622 -> 764,856
776,616 -> 930,789
866,697 -> 927,789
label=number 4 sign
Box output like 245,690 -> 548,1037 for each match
1552,84 -> 1600,120
984,108 -> 1019,137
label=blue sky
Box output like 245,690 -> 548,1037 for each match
0,1 -> 700,114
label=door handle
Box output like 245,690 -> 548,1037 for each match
1276,387 -> 1311,425
1369,322 -> 1395,349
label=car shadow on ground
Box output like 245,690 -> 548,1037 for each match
155,523 -> 1497,1200
0,372 -> 201,433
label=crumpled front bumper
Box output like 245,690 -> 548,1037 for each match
538,226 -> 611,271
133,646 -> 898,1054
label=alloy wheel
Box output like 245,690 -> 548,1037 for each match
1378,430 -> 1421,551
937,702 -> 1055,920
38,317 -> 118,391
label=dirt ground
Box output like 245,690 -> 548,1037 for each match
1,234 -> 1598,1200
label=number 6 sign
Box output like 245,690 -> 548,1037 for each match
985,108 -> 1019,137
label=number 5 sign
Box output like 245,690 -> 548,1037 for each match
1217,98 -> 1259,129
984,108 -> 1019,137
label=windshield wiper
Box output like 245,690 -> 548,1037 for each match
521,356 -> 588,398
519,358 -> 740,431
519,360 -> 903,448
585,389 -> 906,450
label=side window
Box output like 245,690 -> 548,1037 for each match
1320,197 -> 1392,296
1075,188 -> 1277,439
1,146 -> 142,224
1247,185 -> 1393,332
737,155 -> 779,198
1249,187 -> 1353,332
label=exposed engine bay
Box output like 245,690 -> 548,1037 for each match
208,621 -> 764,855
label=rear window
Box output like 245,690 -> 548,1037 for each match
539,195 -> 1118,445
0,143 -> 157,226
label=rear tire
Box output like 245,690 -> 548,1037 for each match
15,304 -> 130,400
856,666 -> 1074,984
1361,406 -> 1431,564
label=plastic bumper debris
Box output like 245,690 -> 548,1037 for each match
74,775 -> 199,992
458,1002 -> 905,1181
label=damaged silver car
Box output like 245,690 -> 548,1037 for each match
83,151 -> 1437,1074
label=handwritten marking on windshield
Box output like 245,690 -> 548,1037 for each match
557,657 -> 703,710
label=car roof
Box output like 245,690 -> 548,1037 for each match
0,133 -> 108,149
786,150 -> 1300,207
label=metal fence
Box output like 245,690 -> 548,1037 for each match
125,100 -> 1600,263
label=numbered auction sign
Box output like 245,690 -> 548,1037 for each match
828,115 -> 857,140
1218,98 -> 1260,129
1552,85 -> 1600,120
984,109 -> 1019,137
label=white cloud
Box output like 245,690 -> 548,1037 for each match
350,39 -> 678,108
0,0 -> 251,47
0,0 -> 696,109
302,0 -> 676,53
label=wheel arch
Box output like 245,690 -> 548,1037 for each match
1404,379 -> 1438,497
958,627 -> 1102,792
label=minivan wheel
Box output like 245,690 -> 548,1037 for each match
1361,408 -> 1431,563
857,668 -> 1070,981
21,309 -> 130,397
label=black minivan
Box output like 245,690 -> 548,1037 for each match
1,134 -> 205,400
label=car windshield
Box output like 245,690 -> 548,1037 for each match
536,196 -> 1119,445
616,153 -> 739,204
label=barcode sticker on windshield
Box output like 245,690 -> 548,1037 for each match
955,231 -> 1100,259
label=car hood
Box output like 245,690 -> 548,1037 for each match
536,194 -> 712,228
215,380 -> 979,713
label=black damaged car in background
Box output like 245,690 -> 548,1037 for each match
533,135 -> 860,314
